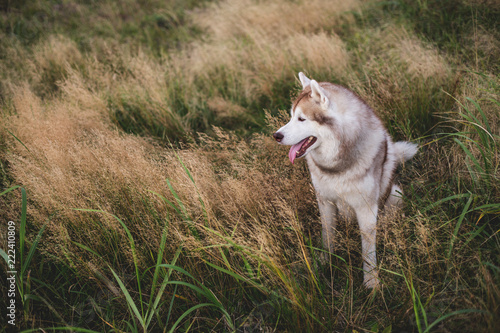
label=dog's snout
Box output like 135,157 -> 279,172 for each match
273,132 -> 284,142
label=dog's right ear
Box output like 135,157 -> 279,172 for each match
298,72 -> 311,89
310,80 -> 329,109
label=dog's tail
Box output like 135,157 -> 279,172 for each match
394,141 -> 418,164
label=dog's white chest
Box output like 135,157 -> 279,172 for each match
306,156 -> 378,213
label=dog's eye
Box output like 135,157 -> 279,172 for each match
298,117 -> 306,122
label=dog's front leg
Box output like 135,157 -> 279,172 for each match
317,197 -> 337,253
356,204 -> 380,289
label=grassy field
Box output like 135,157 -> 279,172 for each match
0,0 -> 499,332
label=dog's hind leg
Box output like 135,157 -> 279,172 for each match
385,184 -> 403,209
356,203 -> 380,289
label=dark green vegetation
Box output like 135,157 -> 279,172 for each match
0,0 -> 499,332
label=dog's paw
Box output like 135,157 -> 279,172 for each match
363,272 -> 380,289
318,251 -> 329,265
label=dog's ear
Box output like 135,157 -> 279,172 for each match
310,80 -> 329,108
298,72 -> 311,89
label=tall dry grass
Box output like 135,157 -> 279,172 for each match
5,73 -> 312,274
0,0 -> 498,331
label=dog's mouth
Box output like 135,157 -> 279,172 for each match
289,136 -> 317,164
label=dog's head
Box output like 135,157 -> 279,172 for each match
273,72 -> 338,164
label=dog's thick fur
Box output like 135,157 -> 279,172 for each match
273,72 -> 417,288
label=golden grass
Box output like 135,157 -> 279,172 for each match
6,75 -> 311,272
172,0 -> 356,101
32,35 -> 84,96
393,32 -> 450,81
350,26 -> 451,95
2,0 -> 492,284
0,0 -> 498,330
193,0 -> 361,41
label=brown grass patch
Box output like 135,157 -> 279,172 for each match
171,0 -> 355,101
193,0 -> 361,41
32,35 -> 84,96
6,77 -> 317,278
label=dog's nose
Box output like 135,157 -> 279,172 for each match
273,132 -> 284,142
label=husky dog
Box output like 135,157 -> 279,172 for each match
273,73 -> 417,288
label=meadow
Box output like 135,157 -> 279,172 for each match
0,0 -> 499,332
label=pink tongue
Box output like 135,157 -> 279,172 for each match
289,138 -> 308,164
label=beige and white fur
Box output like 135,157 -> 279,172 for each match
273,72 -> 417,288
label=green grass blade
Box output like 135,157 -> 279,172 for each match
483,262 -> 500,273
460,224 -> 487,249
172,148 -> 209,223
109,266 -> 146,329
165,179 -> 199,238
165,284 -> 178,329
166,179 -> 190,221
7,130 -> 35,157
0,185 -> 21,196
465,97 -> 492,135
218,247 -> 232,269
145,247 -> 182,327
170,143 -> 195,184
0,248 -> 9,266
147,216 -> 170,306
240,252 -> 255,278
148,189 -> 183,217
73,208 -> 143,317
167,303 -> 216,333
306,245 -> 348,264
124,320 -> 138,333
453,138 -> 484,174
447,195 -> 474,265
203,260 -> 288,301
156,263 -> 197,281
21,222 -> 47,275
165,279 -> 234,328
404,276 -> 424,333
409,281 -> 422,333
423,309 -> 488,333
19,187 -> 27,266
421,193 -> 471,213
475,203 -> 500,213
155,264 -> 225,307
165,280 -> 207,296
72,241 -> 102,257
416,289 -> 428,329
156,266 -> 233,329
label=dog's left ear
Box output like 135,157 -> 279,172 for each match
310,80 -> 329,108
298,72 -> 311,89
